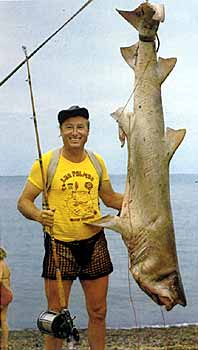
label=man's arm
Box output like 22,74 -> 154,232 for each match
0,260 -> 3,281
99,180 -> 123,210
17,181 -> 54,227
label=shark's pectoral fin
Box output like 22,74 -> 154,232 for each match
111,107 -> 128,146
158,57 -> 177,84
111,107 -> 132,138
166,127 -> 186,161
119,126 -> 126,147
84,215 -> 122,233
120,43 -> 138,70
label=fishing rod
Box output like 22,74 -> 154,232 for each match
22,44 -> 66,307
0,0 -> 94,87
23,46 -> 79,346
22,47 -> 48,208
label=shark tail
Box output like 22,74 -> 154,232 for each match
116,3 -> 164,31
116,4 -> 155,31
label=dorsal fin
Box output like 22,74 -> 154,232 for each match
166,127 -> 186,162
120,43 -> 138,70
158,57 -> 177,85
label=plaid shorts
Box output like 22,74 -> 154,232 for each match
42,230 -> 113,280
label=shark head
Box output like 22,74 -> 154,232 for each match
133,268 -> 187,311
156,271 -> 187,311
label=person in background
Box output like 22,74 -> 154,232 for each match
17,105 -> 123,350
0,247 -> 13,350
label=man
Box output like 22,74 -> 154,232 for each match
17,105 -> 123,350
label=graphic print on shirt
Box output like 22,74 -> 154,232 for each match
60,170 -> 98,222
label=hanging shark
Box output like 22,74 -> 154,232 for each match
87,2 -> 187,311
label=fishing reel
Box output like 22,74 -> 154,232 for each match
37,308 -> 80,343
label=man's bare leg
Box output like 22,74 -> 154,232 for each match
81,276 -> 109,350
44,279 -> 73,350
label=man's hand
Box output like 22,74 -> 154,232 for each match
39,209 -> 55,227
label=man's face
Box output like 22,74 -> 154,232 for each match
60,116 -> 89,150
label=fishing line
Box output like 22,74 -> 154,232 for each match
158,301 -> 174,350
120,48 -> 155,350
118,38 -> 165,349
127,260 -> 141,350
0,0 -> 95,87
117,54 -> 154,336
120,40 -> 158,115
160,306 -> 169,350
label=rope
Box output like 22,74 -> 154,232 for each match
156,33 -> 161,52
0,0 -> 94,87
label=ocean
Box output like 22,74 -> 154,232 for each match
0,174 -> 197,330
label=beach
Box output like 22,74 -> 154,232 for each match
6,324 -> 198,349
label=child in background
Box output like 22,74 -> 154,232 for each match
0,248 -> 13,350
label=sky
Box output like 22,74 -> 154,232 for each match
0,0 -> 197,176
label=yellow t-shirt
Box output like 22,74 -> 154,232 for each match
28,150 -> 109,242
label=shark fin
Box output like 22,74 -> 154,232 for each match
111,107 -> 130,136
166,127 -> 186,161
158,57 -> 177,84
84,215 -> 122,233
119,126 -> 126,147
120,44 -> 138,70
